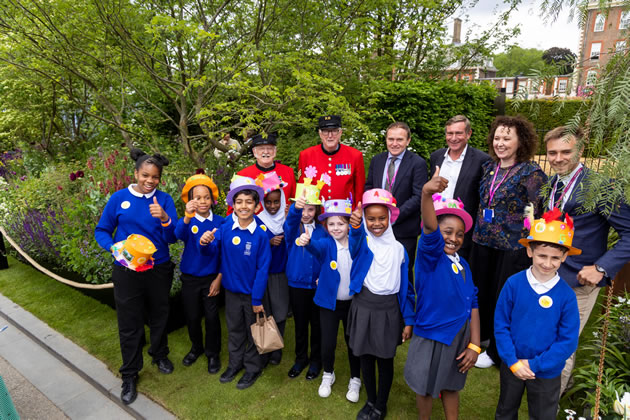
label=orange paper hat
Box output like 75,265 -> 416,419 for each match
112,234 -> 157,271
518,208 -> 582,255
181,174 -> 219,204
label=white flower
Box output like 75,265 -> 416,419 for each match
614,391 -> 630,419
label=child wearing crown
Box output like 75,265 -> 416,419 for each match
494,207 -> 580,419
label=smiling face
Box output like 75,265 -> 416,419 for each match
546,135 -> 582,176
263,190 -> 282,215
233,191 -> 259,223
133,162 -> 160,195
301,204 -> 317,224
438,215 -> 465,255
365,204 -> 389,237
326,216 -> 349,240
191,185 -> 212,217
445,121 -> 471,156
385,127 -> 411,156
252,145 -> 276,168
318,128 -> 342,153
527,243 -> 568,282
493,125 -> 519,166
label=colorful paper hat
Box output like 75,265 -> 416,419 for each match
518,208 -> 582,255
432,194 -> 473,233
291,165 -> 331,205
181,174 -> 219,204
226,175 -> 264,206
112,234 -> 157,272
255,171 -> 288,195
362,189 -> 400,223
318,115 -> 342,129
318,198 -> 353,221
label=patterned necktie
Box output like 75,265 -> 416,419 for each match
386,157 -> 397,192
553,180 -> 565,209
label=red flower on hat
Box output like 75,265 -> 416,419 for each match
542,207 -> 562,223
195,168 -> 205,174
565,213 -> 574,230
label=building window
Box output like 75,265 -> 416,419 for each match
621,11 -> 629,29
586,70 -> 598,86
506,82 -> 513,94
590,42 -> 602,60
616,40 -> 627,53
558,79 -> 568,93
594,13 -> 605,31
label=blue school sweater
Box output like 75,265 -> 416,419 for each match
348,224 -> 415,325
204,218 -> 271,306
413,229 -> 478,345
284,205 -> 325,289
175,213 -> 224,276
95,186 -> 178,265
254,215 -> 287,274
494,270 -> 579,378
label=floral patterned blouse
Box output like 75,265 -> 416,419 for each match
472,160 -> 547,251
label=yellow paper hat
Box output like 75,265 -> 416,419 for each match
181,174 -> 219,204
116,234 -> 157,269
518,208 -> 582,256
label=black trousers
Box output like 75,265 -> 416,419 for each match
495,363 -> 561,420
112,261 -> 173,379
396,236 -> 418,285
360,354 -> 395,412
224,290 -> 263,374
0,232 -> 8,269
180,273 -> 221,358
289,286 -> 321,367
320,300 -> 361,377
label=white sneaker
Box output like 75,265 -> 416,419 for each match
318,371 -> 335,398
475,351 -> 495,368
346,377 -> 361,403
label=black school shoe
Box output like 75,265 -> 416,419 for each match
367,407 -> 386,420
356,401 -> 374,420
220,366 -> 243,383
208,356 -> 221,374
269,350 -> 282,365
236,370 -> 262,390
153,357 -> 174,374
182,350 -> 203,366
305,363 -> 321,380
287,363 -> 306,378
121,375 -> 138,405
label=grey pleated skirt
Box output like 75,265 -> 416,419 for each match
404,321 -> 471,397
262,272 -> 290,323
347,287 -> 403,359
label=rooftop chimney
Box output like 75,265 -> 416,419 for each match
453,18 -> 462,45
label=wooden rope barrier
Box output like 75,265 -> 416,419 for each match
0,226 -> 113,290
593,278 -> 615,418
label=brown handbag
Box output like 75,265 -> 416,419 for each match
250,311 -> 284,354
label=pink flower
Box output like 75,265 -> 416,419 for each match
57,185 -> 63,191
304,165 -> 317,179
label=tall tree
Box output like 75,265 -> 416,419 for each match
493,46 -> 547,76
542,46 -> 576,74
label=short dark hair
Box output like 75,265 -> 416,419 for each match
445,115 -> 471,133
486,116 -> 539,163
528,241 -> 569,254
386,122 -> 411,140
130,148 -> 170,177
233,189 -> 260,206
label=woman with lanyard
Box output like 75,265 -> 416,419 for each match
468,116 -> 547,369
95,149 -> 178,405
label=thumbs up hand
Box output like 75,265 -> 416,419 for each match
295,188 -> 307,209
350,201 -> 363,227
297,229 -> 311,247
423,166 -> 449,195
200,227 -> 218,245
149,196 -> 169,222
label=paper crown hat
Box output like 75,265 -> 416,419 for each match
432,194 -> 473,233
181,174 -> 219,204
226,175 -> 264,206
112,234 -> 157,272
255,171 -> 288,195
291,165 -> 331,205
362,188 -> 400,223
518,207 -> 582,255
318,198 -> 352,221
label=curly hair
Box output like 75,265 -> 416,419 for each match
485,116 -> 539,163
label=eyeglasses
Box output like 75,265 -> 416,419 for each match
320,128 -> 341,136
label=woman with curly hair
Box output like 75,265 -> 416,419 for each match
470,116 -> 547,369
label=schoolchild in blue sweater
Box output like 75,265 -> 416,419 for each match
200,176 -> 271,390
346,189 -> 415,420
284,189 -> 326,381
404,167 -> 480,420
94,148 -> 178,405
494,208 -> 580,420
175,174 -> 224,374
296,196 -> 362,402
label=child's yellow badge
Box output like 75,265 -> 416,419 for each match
539,295 -> 553,309
260,225 -> 267,231
121,201 -> 130,209
232,236 -> 241,245
330,261 -> 338,270
191,225 -> 199,234
295,238 -> 301,246
452,263 -> 459,274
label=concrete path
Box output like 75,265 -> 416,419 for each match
0,293 -> 176,420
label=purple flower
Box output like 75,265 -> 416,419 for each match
69,172 -> 77,181
20,175 -> 26,181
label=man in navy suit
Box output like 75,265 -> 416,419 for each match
429,115 -> 491,260
365,122 -> 428,280
544,126 -> 630,393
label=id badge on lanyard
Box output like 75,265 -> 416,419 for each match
483,208 -> 494,222
484,164 -> 514,223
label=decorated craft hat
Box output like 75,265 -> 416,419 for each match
519,207 -> 582,255
318,198 -> 352,221
432,194 -> 473,233
181,174 -> 219,204
362,188 -> 400,223
226,175 -> 264,206
256,171 -> 288,195
291,165 -> 331,205
112,234 -> 157,272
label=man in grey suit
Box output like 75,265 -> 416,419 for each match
429,115 -> 491,260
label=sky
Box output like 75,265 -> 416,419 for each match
455,0 -> 582,54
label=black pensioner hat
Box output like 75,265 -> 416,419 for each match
318,115 -> 342,129
251,132 -> 278,147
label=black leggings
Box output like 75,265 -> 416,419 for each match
360,354 -> 394,412
319,300 -> 361,377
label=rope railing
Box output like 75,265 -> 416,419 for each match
0,226 -> 113,290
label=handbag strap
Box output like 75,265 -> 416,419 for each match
256,310 -> 266,326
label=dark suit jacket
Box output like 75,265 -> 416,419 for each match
430,146 -> 491,257
551,168 -> 630,288
365,150 -> 428,239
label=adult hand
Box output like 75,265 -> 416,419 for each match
199,228 -> 217,245
295,188 -> 307,209
513,360 -> 535,381
296,230 -> 310,247
422,166 -> 448,196
402,326 -> 413,343
349,201 -> 362,227
208,275 -> 221,297
150,196 -> 169,222
270,234 -> 284,246
577,265 -> 604,286
456,348 -> 479,373
252,305 -> 264,313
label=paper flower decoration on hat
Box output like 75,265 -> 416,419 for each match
430,194 -> 473,232
320,173 -> 331,186
523,202 -> 535,231
518,208 -> 581,255
304,165 -> 318,180
255,171 -> 288,194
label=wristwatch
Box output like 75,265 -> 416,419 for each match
595,264 -> 608,278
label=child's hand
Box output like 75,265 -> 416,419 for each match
512,360 -> 535,381
402,326 -> 412,343
208,274 -> 221,297
285,205 -> 290,217
252,305 -> 264,313
296,230 -> 310,246
422,166 -> 449,196
270,234 -> 284,246
295,188 -> 307,209
456,347 -> 479,373
185,199 -> 198,215
149,196 -> 169,222
349,201 -> 362,227
199,228 -> 217,245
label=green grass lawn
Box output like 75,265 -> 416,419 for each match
0,256 -> 548,419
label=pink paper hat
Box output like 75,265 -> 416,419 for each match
255,171 -> 288,195
432,194 -> 473,232
226,175 -> 264,206
318,198 -> 352,221
362,188 -> 400,223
